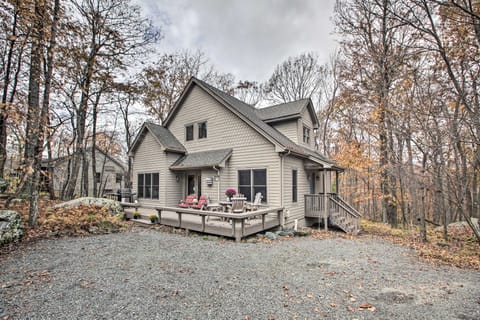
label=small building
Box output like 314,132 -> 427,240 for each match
129,77 -> 360,232
42,147 -> 126,198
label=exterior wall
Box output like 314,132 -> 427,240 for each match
282,156 -> 311,227
271,120 -> 298,144
298,108 -> 315,150
52,151 -> 125,197
315,170 -> 333,194
167,85 -> 281,207
132,131 -> 182,207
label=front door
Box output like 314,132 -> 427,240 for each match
187,175 -> 195,195
310,172 -> 316,194
186,172 -> 202,197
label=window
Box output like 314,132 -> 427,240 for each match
238,169 -> 267,202
95,172 -> 101,184
186,124 -> 194,141
303,126 -> 310,144
116,173 -> 123,183
198,122 -> 207,139
137,173 -> 159,199
292,170 -> 298,203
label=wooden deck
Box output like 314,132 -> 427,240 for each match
123,205 -> 284,242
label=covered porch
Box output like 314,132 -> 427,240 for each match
303,160 -> 361,234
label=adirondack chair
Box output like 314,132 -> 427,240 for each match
178,194 -> 195,208
191,195 -> 207,210
246,192 -> 263,211
231,197 -> 246,213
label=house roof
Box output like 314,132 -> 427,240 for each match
169,148 -> 233,171
42,146 -> 127,172
162,77 -> 340,170
255,99 -> 319,129
129,122 -> 186,155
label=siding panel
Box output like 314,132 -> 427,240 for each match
167,86 -> 281,206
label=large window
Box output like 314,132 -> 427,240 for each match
292,169 -> 298,203
198,121 -> 207,139
238,169 -> 267,202
303,126 -> 310,144
137,173 -> 159,199
186,124 -> 194,141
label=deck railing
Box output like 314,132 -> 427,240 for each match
304,193 -> 361,234
155,206 -> 284,242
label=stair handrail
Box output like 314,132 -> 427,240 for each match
329,194 -> 362,218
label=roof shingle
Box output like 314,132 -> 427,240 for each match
145,122 -> 186,153
170,148 -> 233,170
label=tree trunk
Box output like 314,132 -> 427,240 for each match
25,0 -> 46,226
0,0 -> 21,178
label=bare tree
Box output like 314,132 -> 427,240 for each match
264,52 -> 323,104
61,0 -> 160,199
140,50 -> 234,123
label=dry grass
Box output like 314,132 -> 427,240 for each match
358,220 -> 480,270
2,199 -> 129,248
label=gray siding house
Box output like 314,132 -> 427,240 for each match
43,147 -> 126,198
130,77 -> 359,231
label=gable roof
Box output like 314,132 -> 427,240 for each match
163,77 -> 339,169
129,122 -> 186,155
255,99 -> 319,129
42,146 -> 126,172
170,148 -> 232,171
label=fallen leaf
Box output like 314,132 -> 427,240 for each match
330,303 -> 337,307
347,305 -> 355,312
306,293 -> 313,299
359,303 -> 376,312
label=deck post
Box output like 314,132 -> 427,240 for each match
323,169 -> 328,231
201,215 -> 206,232
178,212 -> 182,228
241,219 -> 245,239
156,209 -> 162,224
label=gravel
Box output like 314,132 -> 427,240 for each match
1,229 -> 479,320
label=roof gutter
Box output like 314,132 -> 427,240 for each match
213,166 -> 221,202
280,149 -> 291,211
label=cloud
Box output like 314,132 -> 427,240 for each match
137,0 -> 337,82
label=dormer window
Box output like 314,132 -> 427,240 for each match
198,121 -> 207,139
186,124 -> 194,141
303,126 -> 310,144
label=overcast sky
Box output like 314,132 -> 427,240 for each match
137,0 -> 338,83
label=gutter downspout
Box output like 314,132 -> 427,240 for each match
213,166 -> 220,202
280,150 -> 291,228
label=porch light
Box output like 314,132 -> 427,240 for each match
176,175 -> 180,182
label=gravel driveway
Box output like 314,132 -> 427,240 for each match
1,228 -> 479,320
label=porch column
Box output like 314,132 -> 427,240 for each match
335,171 -> 339,195
323,168 -> 328,231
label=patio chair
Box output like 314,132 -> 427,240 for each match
246,192 -> 263,211
206,196 -> 222,212
191,195 -> 207,210
231,197 -> 246,214
178,194 -> 195,208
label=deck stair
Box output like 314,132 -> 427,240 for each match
304,194 -> 361,234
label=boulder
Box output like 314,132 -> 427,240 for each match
0,178 -> 8,193
0,210 -> 23,246
53,197 -> 124,215
434,218 -> 479,231
265,231 -> 278,240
